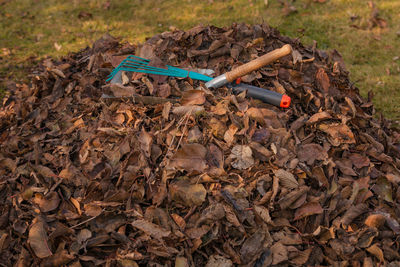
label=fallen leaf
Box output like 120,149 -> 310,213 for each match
181,90 -> 205,105
318,123 -> 356,146
307,111 -> 332,124
229,145 -> 254,170
205,255 -> 233,267
271,242 -> 288,265
28,219 -> 52,258
109,83 -> 136,97
224,124 -> 238,145
341,204 -> 369,226
168,144 -> 207,173
240,229 -> 267,264
171,213 -> 186,230
40,249 -> 74,266
290,248 -> 312,265
365,213 -> 386,228
294,202 -> 323,220
254,205 -> 272,224
172,105 -> 205,116
297,143 -> 328,165
349,153 -> 370,169
208,117 -> 227,139
138,128 -> 153,158
315,68 -> 330,93
372,177 -> 393,203
169,179 -> 207,206
366,243 -> 384,262
274,169 -> 299,189
131,219 -> 171,240
33,192 -> 60,212
175,257 -> 190,267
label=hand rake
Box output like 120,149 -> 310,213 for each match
106,55 -> 212,83
106,52 -> 291,108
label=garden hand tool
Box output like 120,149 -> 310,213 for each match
107,45 -> 292,108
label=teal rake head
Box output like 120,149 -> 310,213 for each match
106,55 -> 212,83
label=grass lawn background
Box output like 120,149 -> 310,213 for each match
1,0 -> 399,119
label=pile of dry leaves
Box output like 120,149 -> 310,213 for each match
1,23 -> 400,266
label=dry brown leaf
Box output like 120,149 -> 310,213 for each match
341,203 -> 369,226
175,257 -> 190,267
172,105 -> 204,116
294,202 -> 323,220
109,83 -> 136,97
35,165 -> 57,179
28,219 -> 52,258
168,144 -> 207,173
274,169 -> 299,189
365,213 -> 386,228
224,124 -> 238,145
271,242 -> 288,265
138,128 -> 153,158
249,142 -> 273,162
358,228 -> 378,248
278,186 -> 309,209
372,177 -> 393,203
290,248 -> 312,265
77,229 -> 92,244
205,255 -> 233,267
307,111 -> 332,124
40,249 -> 74,266
254,205 -> 272,224
315,68 -> 330,93
297,143 -> 328,165
312,166 -> 329,187
171,213 -> 186,230
208,117 -> 227,139
180,90 -> 205,106
240,229 -> 267,264
211,100 -> 229,115
318,123 -> 356,146
84,203 -> 103,217
366,243 -> 385,262
33,192 -> 60,212
349,153 -> 370,169
229,145 -> 254,170
169,179 -> 207,206
312,226 -> 335,243
251,128 -> 270,144
131,219 -> 171,240
246,107 -> 280,127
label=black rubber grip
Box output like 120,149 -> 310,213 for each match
228,83 -> 286,107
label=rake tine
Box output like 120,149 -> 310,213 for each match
111,67 -> 188,78
106,67 -> 188,82
115,64 -> 186,77
107,64 -> 185,80
107,60 -> 187,78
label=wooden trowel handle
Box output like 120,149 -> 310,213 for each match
225,44 -> 292,82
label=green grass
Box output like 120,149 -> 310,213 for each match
1,0 -> 399,119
